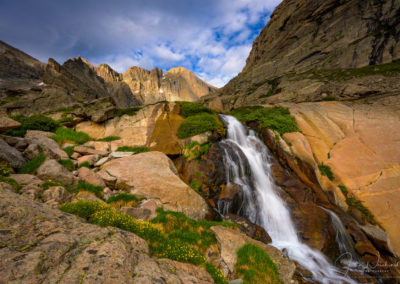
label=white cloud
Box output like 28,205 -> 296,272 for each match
1,0 -> 283,87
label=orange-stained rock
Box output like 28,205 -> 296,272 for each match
283,101 -> 400,256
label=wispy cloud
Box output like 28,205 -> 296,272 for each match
0,0 -> 282,87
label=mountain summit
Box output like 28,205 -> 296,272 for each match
0,41 -> 216,114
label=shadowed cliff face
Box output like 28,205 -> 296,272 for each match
203,0 -> 400,110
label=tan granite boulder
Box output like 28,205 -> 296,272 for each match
99,151 -> 211,220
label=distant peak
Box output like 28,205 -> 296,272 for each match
165,66 -> 191,74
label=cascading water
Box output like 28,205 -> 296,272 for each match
321,207 -> 367,274
219,115 -> 356,284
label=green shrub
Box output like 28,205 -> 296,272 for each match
63,146 -> 75,157
190,179 -> 202,194
58,159 -> 75,171
51,127 -> 92,145
97,136 -> 121,142
0,161 -> 13,176
41,180 -> 65,190
205,262 -> 227,284
116,146 -> 150,154
75,181 -> 103,198
59,200 -> 228,280
116,107 -> 142,117
107,193 -> 140,204
177,113 -> 219,139
0,176 -> 21,191
338,185 -> 348,197
78,161 -> 91,169
346,196 -> 375,223
183,142 -> 210,161
5,115 -> 60,137
176,101 -> 214,117
151,208 -> 236,252
229,106 -> 299,135
235,244 -> 282,284
318,164 -> 334,181
57,113 -> 74,124
60,200 -> 110,219
18,154 -> 46,174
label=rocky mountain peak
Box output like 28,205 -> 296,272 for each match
204,0 -> 400,110
95,63 -> 123,82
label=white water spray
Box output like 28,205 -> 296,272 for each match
219,115 -> 355,283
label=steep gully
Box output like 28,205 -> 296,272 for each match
218,115 -> 366,284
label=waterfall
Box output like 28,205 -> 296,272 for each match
219,115 -> 356,284
321,207 -> 367,273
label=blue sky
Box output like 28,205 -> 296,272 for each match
0,0 -> 281,87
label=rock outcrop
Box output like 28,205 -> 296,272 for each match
0,184 -> 213,283
99,151 -> 212,220
277,100 -> 400,257
75,102 -> 210,155
203,0 -> 400,109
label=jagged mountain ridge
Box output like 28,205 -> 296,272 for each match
0,40 -> 216,114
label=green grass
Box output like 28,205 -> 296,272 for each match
63,146 -> 75,157
5,115 -> 60,137
59,200 -> 228,283
115,146 -> 150,154
151,208 -> 236,253
97,136 -> 121,142
58,159 -> 75,171
235,244 -> 282,284
116,107 -> 142,117
41,180 -> 65,190
107,193 -> 140,204
0,176 -> 21,191
75,181 -> 103,198
338,185 -> 348,196
18,154 -> 46,174
346,196 -> 375,224
229,106 -> 299,135
339,185 -> 375,223
78,161 -> 91,169
51,127 -> 92,145
176,101 -> 214,118
177,113 -> 220,139
182,142 -> 210,161
205,263 -> 227,284
301,61 -> 400,82
318,164 -> 334,181
57,113 -> 74,124
190,179 -> 202,194
0,161 -> 13,176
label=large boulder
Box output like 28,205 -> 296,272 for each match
24,130 -> 68,160
0,183 -> 213,283
0,116 -> 21,133
210,226 -> 295,283
99,151 -> 211,220
36,159 -> 77,187
77,167 -> 105,187
0,137 -> 26,168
